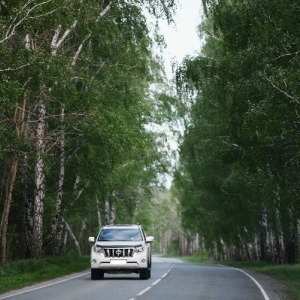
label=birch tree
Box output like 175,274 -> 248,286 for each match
1,0 -> 176,260
176,0 -> 300,262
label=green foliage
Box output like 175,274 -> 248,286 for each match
0,0 -> 176,261
176,0 -> 300,262
0,256 -> 89,293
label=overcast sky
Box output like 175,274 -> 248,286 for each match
160,0 -> 203,78
147,1 -> 204,187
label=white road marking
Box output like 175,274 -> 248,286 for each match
152,279 -> 161,286
133,266 -> 173,299
0,272 -> 90,299
137,286 -> 152,296
161,268 -> 172,278
227,267 -> 270,300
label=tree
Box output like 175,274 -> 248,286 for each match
176,0 -> 300,262
0,0 -> 176,262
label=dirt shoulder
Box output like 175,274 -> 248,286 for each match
246,270 -> 290,300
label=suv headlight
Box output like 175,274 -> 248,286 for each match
93,245 -> 104,253
135,245 -> 145,252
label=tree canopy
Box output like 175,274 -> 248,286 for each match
0,0 -> 176,263
175,0 -> 300,263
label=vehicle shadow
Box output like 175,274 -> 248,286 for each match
83,274 -> 140,281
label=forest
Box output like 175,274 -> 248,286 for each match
1,0 -> 299,266
0,0 -> 177,265
175,0 -> 300,263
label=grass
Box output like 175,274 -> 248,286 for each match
0,255 -> 90,294
180,256 -> 300,300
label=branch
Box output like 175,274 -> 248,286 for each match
90,61 -> 106,82
71,34 -> 91,67
51,20 -> 78,56
1,0 -> 54,44
51,25 -> 61,49
269,51 -> 300,62
205,29 -> 221,41
0,63 -> 30,73
98,2 -> 112,20
68,2 -> 111,66
24,34 -> 31,50
265,77 -> 298,103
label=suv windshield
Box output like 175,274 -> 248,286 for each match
98,228 -> 143,241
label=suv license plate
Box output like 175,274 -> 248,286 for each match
110,259 -> 127,265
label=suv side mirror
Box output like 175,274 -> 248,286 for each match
88,237 -> 95,243
146,236 -> 154,243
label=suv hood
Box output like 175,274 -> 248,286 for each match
95,241 -> 144,247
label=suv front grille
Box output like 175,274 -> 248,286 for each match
104,248 -> 134,258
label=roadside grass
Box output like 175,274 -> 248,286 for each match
181,256 -> 300,300
0,255 -> 90,294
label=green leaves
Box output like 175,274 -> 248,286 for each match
176,0 -> 300,262
0,0 -> 177,259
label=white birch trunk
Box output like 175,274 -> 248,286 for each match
63,218 -> 81,255
32,98 -> 46,259
63,229 -> 68,248
96,197 -> 102,228
110,204 -> 116,224
104,200 -> 116,224
49,105 -> 65,254
105,199 -> 110,224
53,175 -> 84,254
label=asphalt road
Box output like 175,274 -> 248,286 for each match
0,256 -> 284,300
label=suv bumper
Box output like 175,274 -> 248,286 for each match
91,252 -> 149,271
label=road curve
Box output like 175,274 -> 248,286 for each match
0,256 -> 285,300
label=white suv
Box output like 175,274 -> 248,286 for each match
88,224 -> 154,280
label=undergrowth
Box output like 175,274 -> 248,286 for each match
0,255 -> 89,294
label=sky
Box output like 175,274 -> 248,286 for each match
160,0 -> 204,79
157,0 -> 204,187
146,1 -> 204,187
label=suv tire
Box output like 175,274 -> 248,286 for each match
139,265 -> 151,280
91,269 -> 104,280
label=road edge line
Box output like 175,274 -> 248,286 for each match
0,272 -> 90,300
220,265 -> 270,300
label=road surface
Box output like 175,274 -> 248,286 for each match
0,256 -> 285,300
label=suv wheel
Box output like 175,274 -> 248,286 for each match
91,269 -> 104,280
140,267 -> 151,280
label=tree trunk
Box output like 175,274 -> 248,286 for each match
105,199 -> 110,224
0,99 -> 26,265
22,111 -> 33,258
1,154 -> 18,265
64,218 -> 81,255
78,221 -> 86,244
259,213 -> 269,261
104,199 -> 116,225
111,203 -> 116,224
50,175 -> 84,255
49,105 -> 65,254
32,98 -> 46,259
96,197 -> 102,228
